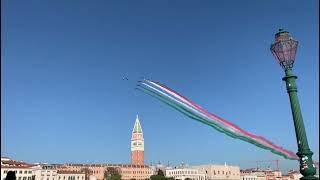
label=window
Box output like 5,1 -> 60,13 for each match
29,171 -> 32,174
28,177 -> 31,180
23,177 -> 27,180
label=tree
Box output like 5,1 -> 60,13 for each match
150,169 -> 176,180
104,167 -> 121,180
157,170 -> 165,177
150,175 -> 166,180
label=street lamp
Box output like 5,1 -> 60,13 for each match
270,29 -> 318,180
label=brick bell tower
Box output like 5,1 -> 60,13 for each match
131,115 -> 144,165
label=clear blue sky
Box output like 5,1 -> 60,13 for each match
1,0 -> 319,173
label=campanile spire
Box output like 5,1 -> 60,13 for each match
131,114 -> 144,165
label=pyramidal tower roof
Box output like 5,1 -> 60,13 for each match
133,114 -> 143,133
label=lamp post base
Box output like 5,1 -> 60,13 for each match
301,176 -> 319,180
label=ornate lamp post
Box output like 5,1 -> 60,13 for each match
270,29 -> 318,180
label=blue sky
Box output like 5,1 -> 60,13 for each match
1,0 -> 319,172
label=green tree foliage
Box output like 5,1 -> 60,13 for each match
150,169 -> 174,180
157,170 -> 165,176
150,175 -> 166,180
104,167 -> 121,180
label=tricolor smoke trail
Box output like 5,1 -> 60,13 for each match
137,79 -> 300,161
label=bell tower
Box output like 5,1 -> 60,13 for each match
131,115 -> 144,165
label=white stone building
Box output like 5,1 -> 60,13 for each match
241,175 -> 258,180
57,171 -> 85,180
1,157 -> 35,180
165,164 -> 205,180
241,169 -> 267,180
193,164 -> 240,180
32,164 -> 58,180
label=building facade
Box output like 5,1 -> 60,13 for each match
32,164 -> 58,180
57,171 -> 85,180
240,168 -> 282,180
193,164 -> 240,180
165,164 -> 205,180
241,175 -> 258,180
241,169 -> 267,180
58,164 -> 153,180
1,157 -> 35,180
286,170 -> 302,180
131,115 -> 144,165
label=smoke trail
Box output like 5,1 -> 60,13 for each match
137,80 -> 300,161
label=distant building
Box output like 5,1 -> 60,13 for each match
59,164 -> 153,180
165,163 -> 205,180
32,164 -> 58,180
240,168 -> 282,180
241,174 -> 258,180
1,157 -> 35,180
265,169 -> 281,180
119,164 -> 153,180
286,170 -> 302,180
131,115 -> 144,165
57,170 -> 85,180
193,163 -> 240,180
88,175 -> 97,180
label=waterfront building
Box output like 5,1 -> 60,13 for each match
57,170 -> 85,180
286,170 -> 302,180
241,169 -> 267,180
1,157 -> 35,180
59,164 -> 153,180
241,174 -> 258,180
240,168 -> 282,180
32,164 -> 58,180
165,163 -> 205,180
193,163 -> 240,180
